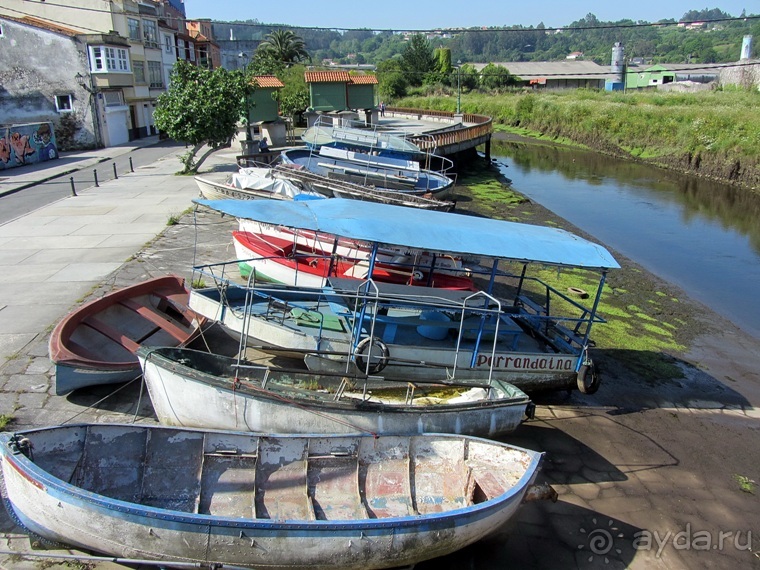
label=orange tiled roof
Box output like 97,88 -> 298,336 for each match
304,71 -> 352,83
253,75 -> 284,88
1,15 -> 82,36
349,75 -> 378,85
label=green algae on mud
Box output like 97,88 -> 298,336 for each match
455,165 -> 699,383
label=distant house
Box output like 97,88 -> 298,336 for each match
566,51 -> 583,60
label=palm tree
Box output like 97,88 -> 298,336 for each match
257,30 -> 310,66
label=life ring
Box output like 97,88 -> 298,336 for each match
411,270 -> 424,282
576,363 -> 600,395
567,286 -> 589,299
354,336 -> 390,375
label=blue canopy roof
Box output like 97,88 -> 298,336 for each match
194,198 -> 620,270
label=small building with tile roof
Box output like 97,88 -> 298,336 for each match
347,73 -> 378,110
246,75 -> 284,124
304,70 -> 378,112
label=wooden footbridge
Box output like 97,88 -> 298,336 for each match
385,107 -> 493,161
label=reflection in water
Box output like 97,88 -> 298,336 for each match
491,140 -> 760,339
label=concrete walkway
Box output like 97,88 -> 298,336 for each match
0,137 -> 236,363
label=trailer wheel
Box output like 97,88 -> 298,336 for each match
354,336 -> 390,375
576,363 -> 600,395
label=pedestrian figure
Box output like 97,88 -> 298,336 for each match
380,101 -> 385,117
258,137 -> 269,152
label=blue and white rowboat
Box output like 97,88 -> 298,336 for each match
1,424 -> 542,569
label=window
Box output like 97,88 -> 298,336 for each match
103,90 -> 124,107
164,34 -> 172,54
148,61 -> 163,88
89,46 -> 130,72
143,20 -> 158,48
133,61 -> 146,83
128,18 -> 140,41
55,94 -> 73,112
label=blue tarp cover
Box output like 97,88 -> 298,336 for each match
194,198 -> 620,270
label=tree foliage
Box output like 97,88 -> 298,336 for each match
272,64 -> 310,119
479,63 -> 515,89
257,29 -> 310,66
154,60 -> 247,173
377,59 -> 408,100
401,34 -> 436,86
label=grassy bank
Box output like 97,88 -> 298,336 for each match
397,88 -> 760,190
453,161 -> 703,384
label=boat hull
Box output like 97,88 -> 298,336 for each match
138,347 -> 530,437
1,425 -> 541,569
187,286 -> 582,393
280,148 -> 454,197
49,275 -> 204,395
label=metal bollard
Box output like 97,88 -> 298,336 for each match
129,157 -> 134,172
94,169 -> 99,187
113,162 -> 118,179
69,177 -> 77,196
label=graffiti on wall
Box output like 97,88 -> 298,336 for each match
0,122 -> 59,171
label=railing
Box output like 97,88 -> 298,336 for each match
386,107 -> 493,152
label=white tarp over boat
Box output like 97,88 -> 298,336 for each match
232,167 -> 306,199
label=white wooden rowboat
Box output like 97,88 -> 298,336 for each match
1,424 -> 543,569
137,346 -> 533,436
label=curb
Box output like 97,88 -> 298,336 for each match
0,157 -> 113,199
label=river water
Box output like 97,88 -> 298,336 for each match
489,140 -> 760,340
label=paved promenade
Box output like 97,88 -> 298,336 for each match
0,136 -> 758,569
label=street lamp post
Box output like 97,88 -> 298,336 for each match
456,60 -> 461,115
75,72 -> 103,148
238,52 -> 253,142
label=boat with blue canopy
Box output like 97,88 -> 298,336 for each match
189,198 -> 620,394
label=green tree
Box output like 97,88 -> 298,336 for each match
256,29 -> 310,66
273,64 -> 310,120
377,58 -> 408,100
480,63 -> 514,89
401,34 -> 435,86
154,60 -> 248,174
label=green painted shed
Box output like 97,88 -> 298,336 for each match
305,70 -> 378,112
347,74 -> 378,109
246,75 -> 284,123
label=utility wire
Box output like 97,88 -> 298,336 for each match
6,2 -> 760,33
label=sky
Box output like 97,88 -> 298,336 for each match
182,0 -> 754,30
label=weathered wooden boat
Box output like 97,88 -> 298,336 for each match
271,164 -> 455,211
137,346 -> 533,436
191,199 -> 620,395
301,118 -> 424,160
232,230 -> 475,290
0,423 -> 543,569
49,275 -> 204,395
194,166 -> 319,201
280,147 -> 455,197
